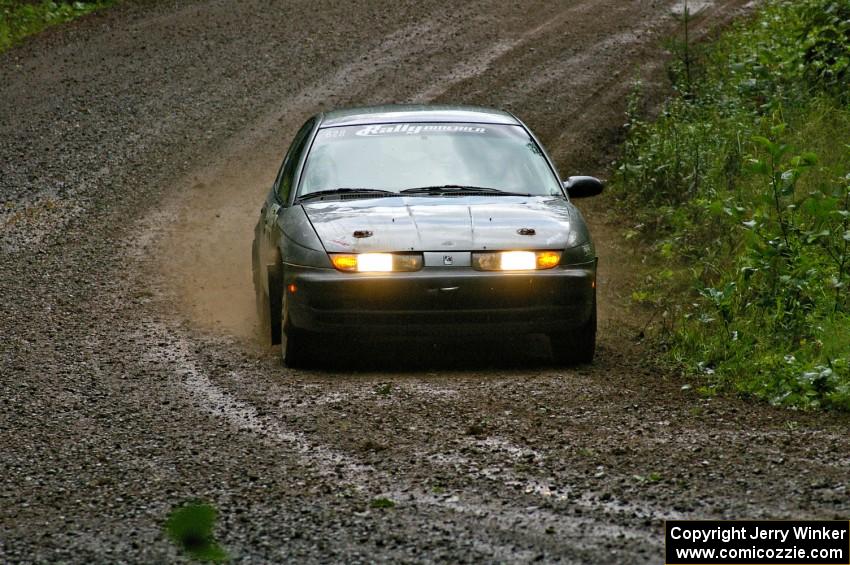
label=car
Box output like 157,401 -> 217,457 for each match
252,104 -> 603,367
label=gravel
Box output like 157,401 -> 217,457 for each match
3,0 -> 849,563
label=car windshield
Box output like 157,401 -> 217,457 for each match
298,122 -> 563,197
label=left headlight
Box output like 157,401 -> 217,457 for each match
472,250 -> 562,271
329,252 -> 423,272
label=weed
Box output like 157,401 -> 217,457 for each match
164,502 -> 228,562
634,472 -> 664,484
370,497 -> 395,509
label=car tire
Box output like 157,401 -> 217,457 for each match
267,264 -> 282,346
257,263 -> 282,347
257,288 -> 270,346
252,239 -> 268,342
280,291 -> 310,368
550,296 -> 596,365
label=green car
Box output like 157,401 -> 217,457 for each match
252,105 -> 603,367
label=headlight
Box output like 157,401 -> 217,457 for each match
329,252 -> 423,272
472,250 -> 562,271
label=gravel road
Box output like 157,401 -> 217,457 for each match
3,0 -> 850,563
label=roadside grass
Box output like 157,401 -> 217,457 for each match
0,0 -> 115,53
614,0 -> 850,410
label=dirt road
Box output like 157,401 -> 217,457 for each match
3,0 -> 850,562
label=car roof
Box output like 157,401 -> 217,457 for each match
318,104 -> 521,128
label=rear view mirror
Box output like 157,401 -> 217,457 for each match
563,176 -> 604,198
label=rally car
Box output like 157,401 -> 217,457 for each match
252,105 -> 603,367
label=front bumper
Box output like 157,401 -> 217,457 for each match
282,261 -> 596,336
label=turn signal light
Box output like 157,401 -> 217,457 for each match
330,254 -> 359,271
536,251 -> 562,269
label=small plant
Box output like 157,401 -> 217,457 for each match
165,502 -> 228,562
369,497 -> 396,509
374,382 -> 392,396
634,472 -> 664,484
666,0 -> 703,97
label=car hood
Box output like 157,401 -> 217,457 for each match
302,196 -> 586,253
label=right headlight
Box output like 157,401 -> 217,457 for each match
471,250 -> 562,271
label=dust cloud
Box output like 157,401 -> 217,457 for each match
155,142 -> 282,341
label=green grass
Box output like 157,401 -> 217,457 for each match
164,502 -> 229,562
614,0 -> 850,410
0,0 -> 116,53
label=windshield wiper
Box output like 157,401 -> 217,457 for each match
297,188 -> 397,202
400,185 -> 530,196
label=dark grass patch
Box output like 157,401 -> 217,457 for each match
369,497 -> 396,509
0,0 -> 117,53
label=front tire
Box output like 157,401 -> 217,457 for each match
256,263 -> 282,347
550,297 -> 596,365
280,291 -> 310,368
268,265 -> 282,346
253,239 -> 270,344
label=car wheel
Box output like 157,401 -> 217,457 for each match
252,239 -> 268,340
255,260 -> 283,347
550,296 -> 596,365
267,264 -> 282,346
256,281 -> 271,346
280,291 -> 309,368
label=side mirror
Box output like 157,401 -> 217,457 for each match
563,176 -> 604,198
